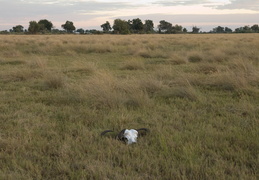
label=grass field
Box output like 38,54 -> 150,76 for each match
0,34 -> 258,179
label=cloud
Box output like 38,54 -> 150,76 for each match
0,0 -> 135,28
153,0 -> 259,12
216,0 -> 259,11
0,0 -> 134,17
153,0 -> 215,6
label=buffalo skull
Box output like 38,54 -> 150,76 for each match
101,128 -> 149,144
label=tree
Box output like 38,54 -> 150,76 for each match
235,27 -> 242,33
127,20 -> 133,31
112,19 -> 130,34
61,21 -> 76,33
101,21 -> 112,33
89,29 -> 102,34
213,26 -> 225,33
131,18 -> 144,33
192,26 -> 200,33
243,25 -> 252,33
183,28 -> 188,33
235,26 -> 250,33
251,24 -> 259,32
235,26 -> 253,33
52,29 -> 64,34
224,27 -> 232,33
172,24 -> 183,33
76,28 -> 85,34
12,25 -> 24,33
38,19 -> 53,32
158,20 -> 172,33
0,30 -> 9,34
28,21 -> 40,34
144,20 -> 154,33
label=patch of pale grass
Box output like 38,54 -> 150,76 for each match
126,40 -> 170,58
196,63 -> 219,74
174,73 -> 207,87
205,57 -> 259,91
153,66 -> 175,81
156,79 -> 200,101
66,61 -> 97,76
43,72 -> 67,89
167,54 -> 187,65
147,54 -> 187,65
223,45 -> 240,56
81,70 -> 152,109
0,59 -> 25,66
124,91 -> 152,109
1,68 -> 43,82
229,58 -> 259,88
82,71 -> 129,108
188,51 -> 203,63
27,57 -> 47,69
229,57 -> 256,74
205,49 -> 227,63
137,48 -> 169,58
120,59 -> 145,70
138,75 -> 166,95
2,49 -> 23,58
157,85 -> 199,101
71,44 -> 114,54
208,70 -> 249,91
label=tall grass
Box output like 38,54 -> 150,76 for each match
0,34 -> 258,179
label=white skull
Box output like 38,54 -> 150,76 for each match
124,129 -> 138,144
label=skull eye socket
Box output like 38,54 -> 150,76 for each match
121,137 -> 128,143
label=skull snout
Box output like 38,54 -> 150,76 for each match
124,129 -> 138,144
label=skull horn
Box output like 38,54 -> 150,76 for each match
100,130 -> 114,136
116,129 -> 127,142
136,128 -> 149,136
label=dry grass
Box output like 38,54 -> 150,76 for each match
80,71 -> 152,109
43,72 -> 67,89
120,59 -> 145,70
188,51 -> 203,63
0,34 -> 258,179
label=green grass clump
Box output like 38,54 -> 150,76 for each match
0,34 -> 258,179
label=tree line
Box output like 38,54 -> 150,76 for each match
1,18 -> 259,34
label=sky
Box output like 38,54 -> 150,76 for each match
0,0 -> 259,32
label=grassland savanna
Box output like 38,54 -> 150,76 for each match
0,34 -> 258,179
